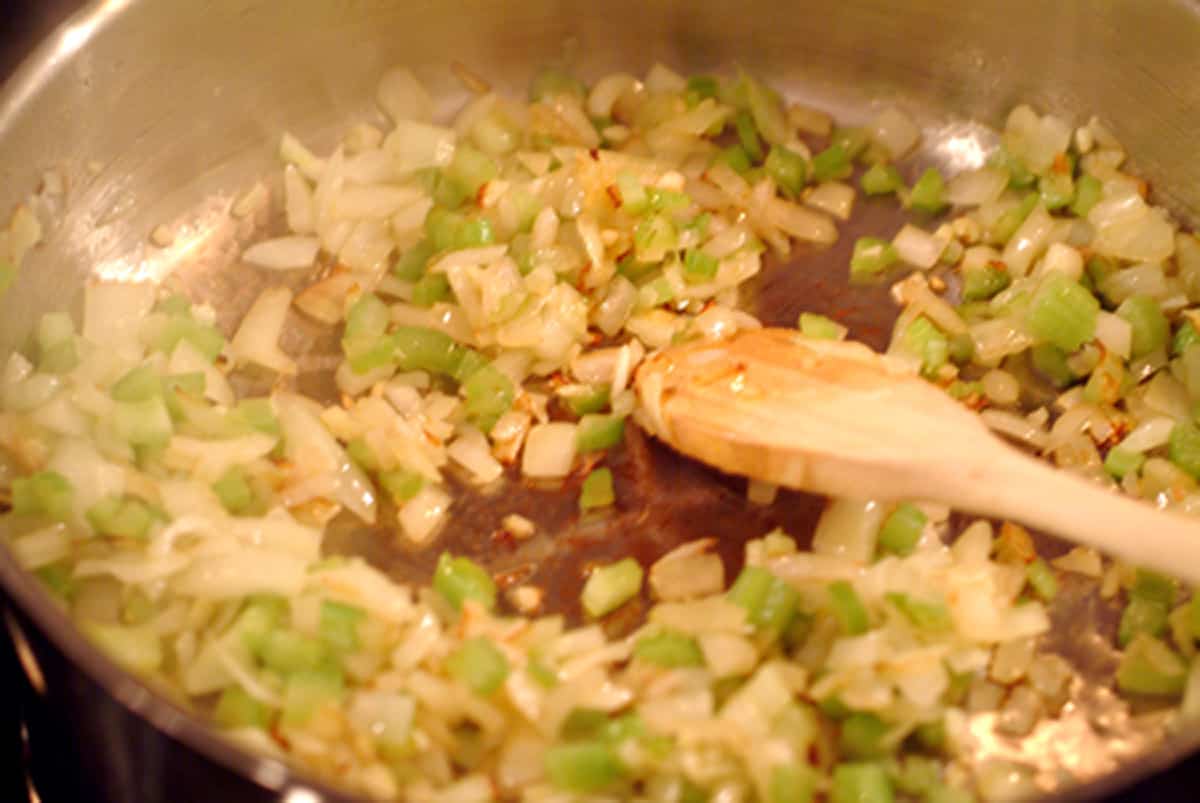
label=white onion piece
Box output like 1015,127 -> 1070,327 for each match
1117,416 -> 1175,454
1004,105 -> 1071,173
1094,312 -> 1132,359
1002,204 -> 1056,276
383,120 -> 457,175
1089,190 -> 1176,263
521,422 -> 577,478
1038,242 -> 1083,280
398,484 -> 452,545
230,287 -> 297,375
587,73 -> 640,119
376,67 -> 433,123
241,236 -> 320,270
279,132 -> 326,181
945,166 -> 1008,207
11,523 -> 70,570
82,281 -> 156,354
282,165 -> 315,234
867,106 -> 921,160
811,498 -> 885,563
805,181 -> 855,221
172,549 -> 308,599
168,339 -> 234,407
892,224 -> 945,269
447,426 -> 503,484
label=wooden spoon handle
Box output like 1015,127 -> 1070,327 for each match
940,442 -> 1200,585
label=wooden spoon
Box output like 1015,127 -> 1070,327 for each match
634,327 -> 1200,584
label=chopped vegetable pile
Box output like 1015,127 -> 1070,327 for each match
2,61 -> 1200,802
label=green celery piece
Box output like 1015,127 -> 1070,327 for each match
633,630 -> 704,668
903,316 -> 949,377
461,363 -> 515,433
1116,634 -> 1187,696
576,415 -> 625,453
1116,295 -> 1169,359
860,163 -> 903,196
1119,596 -> 1168,647
1169,421 -> 1200,479
909,167 -> 947,215
885,592 -> 952,631
1025,273 -> 1099,352
991,146 -> 1035,189
798,312 -> 847,340
579,468 -> 616,511
830,127 -> 870,160
850,237 -> 899,281
11,471 -> 73,520
112,396 -> 173,449
714,144 -> 753,175
877,502 -> 926,557
1025,558 -> 1058,601
839,713 -> 889,759
445,144 -> 499,197
1104,447 -> 1145,479
344,293 -> 389,341
392,239 -> 435,281
433,552 -> 496,612
392,327 -> 467,377
214,686 -> 272,730
685,75 -> 720,106
764,145 -> 808,198
812,143 -> 852,182
412,274 -> 452,308
83,623 -> 162,673
988,192 -> 1038,244
229,398 -> 281,440
1070,174 -> 1103,217
39,338 -> 79,375
830,762 -> 894,803
529,66 -> 586,102
111,365 -> 164,403
446,636 -> 510,695
961,263 -> 1011,302
257,630 -> 327,673
769,763 -> 818,803
212,466 -> 255,515
545,741 -> 625,793
1133,569 -> 1178,606
683,248 -> 719,283
155,316 -> 225,363
564,385 -> 610,416
425,207 -> 467,252
281,665 -> 345,726
829,581 -> 870,635
379,469 -> 424,503
615,173 -> 649,214
734,110 -> 764,163
1173,320 -> 1200,357
320,600 -> 365,653
581,557 -> 643,618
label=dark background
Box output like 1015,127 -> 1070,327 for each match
0,2 -> 1196,801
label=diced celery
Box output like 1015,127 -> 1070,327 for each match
926,785 -> 975,803
1169,421 -> 1200,479
850,237 -> 899,280
11,471 -> 73,520
734,110 -> 764,163
729,566 -> 773,616
1117,295 -> 1169,359
633,630 -> 705,668
320,600 -> 365,653
83,623 -> 162,673
392,239 -> 435,281
812,143 -> 852,182
212,466 -> 255,515
565,385 -> 610,416
1025,558 -> 1058,601
425,207 -> 466,252
1174,321 -> 1200,357
903,316 -> 949,377
909,168 -> 947,215
38,316 -> 79,374
529,66 -> 587,102
769,763 -> 818,803
343,335 -> 396,374
765,145 -> 808,199
232,596 -> 287,654
860,163 -> 903,196
1119,596 -> 1168,647
445,144 -> 499,198
714,144 -> 753,175
86,495 -> 160,539
461,363 -> 514,432
988,192 -> 1038,244
392,327 -> 466,376
1038,171 -> 1074,211
281,665 -> 345,725
344,294 -> 389,343
112,397 -> 173,449
1133,569 -> 1177,606
1104,447 -> 1145,479
840,713 -> 888,759
885,592 -> 952,631
1070,174 -> 1103,217
877,502 -> 926,557
433,552 -> 496,612
446,636 -> 509,695
162,372 -> 205,407
946,380 -> 983,400
379,469 -> 425,503
257,630 -> 327,674
452,349 -> 489,384
829,581 -> 870,635
991,147 -> 1035,189
36,563 -> 75,599
683,249 -> 719,283
581,557 -> 643,617
154,316 -> 225,363
798,312 -> 847,340
1116,634 -> 1187,696
831,762 -> 894,803
545,741 -> 625,793
633,215 -> 677,263
577,415 -> 625,453
229,398 -> 281,440
1029,343 -> 1074,388
615,173 -> 649,215
579,467 -> 616,511
961,263 -> 1011,303
1025,273 -> 1099,352
111,365 -> 163,403
685,75 -> 720,106
214,686 -> 272,730
411,273 -> 452,308
527,652 -> 559,688
728,566 -> 800,637
648,187 -> 690,212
